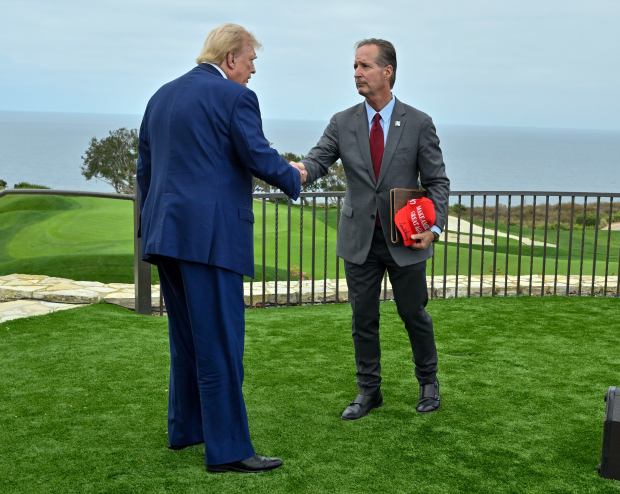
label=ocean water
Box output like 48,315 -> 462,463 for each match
0,111 -> 618,193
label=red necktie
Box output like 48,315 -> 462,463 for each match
369,113 -> 384,180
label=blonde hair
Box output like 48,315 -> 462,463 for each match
196,23 -> 261,65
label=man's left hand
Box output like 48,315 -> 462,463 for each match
409,230 -> 434,250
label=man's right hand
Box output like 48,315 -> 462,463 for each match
290,161 -> 307,184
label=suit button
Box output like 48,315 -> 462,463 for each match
370,214 -> 375,219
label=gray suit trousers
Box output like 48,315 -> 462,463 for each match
345,226 -> 438,393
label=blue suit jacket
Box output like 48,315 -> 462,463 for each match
137,64 -> 300,277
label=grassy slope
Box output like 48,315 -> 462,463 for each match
0,195 -> 618,283
1,298 -> 619,493
0,195 -> 137,283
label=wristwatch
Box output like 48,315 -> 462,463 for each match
432,230 -> 441,243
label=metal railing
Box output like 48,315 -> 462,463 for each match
1,189 -> 618,316
433,191 -> 619,300
156,190 -> 619,312
231,191 -> 618,306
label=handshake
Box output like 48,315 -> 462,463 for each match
290,161 -> 307,185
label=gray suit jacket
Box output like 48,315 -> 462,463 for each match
302,98 -> 450,266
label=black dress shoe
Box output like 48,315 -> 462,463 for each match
206,454 -> 283,473
416,381 -> 440,413
341,391 -> 383,420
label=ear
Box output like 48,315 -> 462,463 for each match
225,51 -> 235,70
384,64 -> 393,81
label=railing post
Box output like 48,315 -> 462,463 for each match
133,189 -> 152,315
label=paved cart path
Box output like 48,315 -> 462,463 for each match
444,216 -> 556,247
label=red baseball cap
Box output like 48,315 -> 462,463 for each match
394,197 -> 436,246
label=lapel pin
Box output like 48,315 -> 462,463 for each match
395,121 -> 401,127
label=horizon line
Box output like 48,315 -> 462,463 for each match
1,109 -> 619,134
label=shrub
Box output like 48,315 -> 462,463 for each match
13,182 -> 50,189
450,203 -> 468,215
575,214 -> 598,227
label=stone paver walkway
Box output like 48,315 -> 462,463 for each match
0,299 -> 81,323
0,274 -> 158,323
1,273 -> 617,323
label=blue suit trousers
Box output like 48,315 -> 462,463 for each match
157,257 -> 255,465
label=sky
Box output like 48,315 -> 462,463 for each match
1,0 -> 619,130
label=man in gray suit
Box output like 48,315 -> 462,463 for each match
295,38 -> 450,419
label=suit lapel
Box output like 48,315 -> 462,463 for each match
376,99 -> 407,188
353,104 -> 376,184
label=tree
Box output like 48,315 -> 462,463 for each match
304,160 -> 346,204
0,179 -> 6,190
81,128 -> 138,194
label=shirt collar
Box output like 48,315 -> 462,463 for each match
365,94 -> 395,129
208,63 -> 227,79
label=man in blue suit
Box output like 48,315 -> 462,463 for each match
137,23 -> 305,473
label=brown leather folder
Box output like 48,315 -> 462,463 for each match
389,188 -> 426,244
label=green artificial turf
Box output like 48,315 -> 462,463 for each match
1,297 -> 619,493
